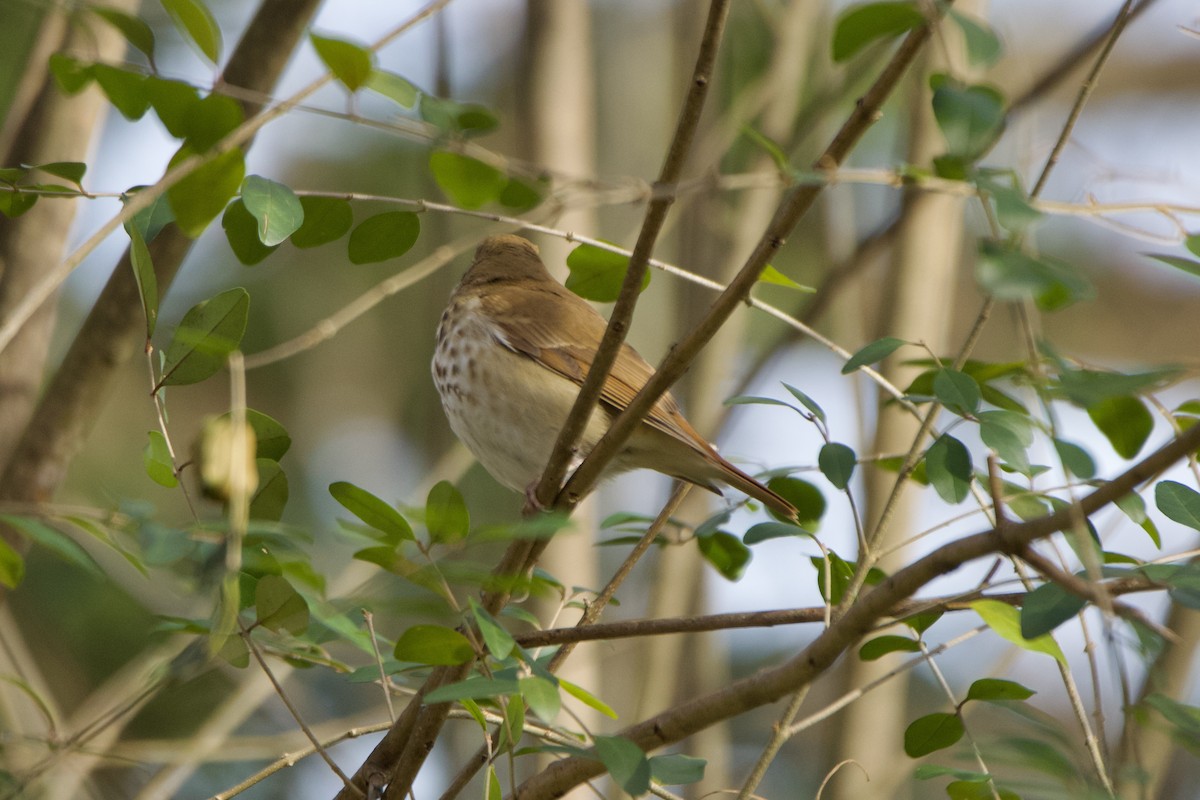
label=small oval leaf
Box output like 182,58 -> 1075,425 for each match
347,211 -> 420,264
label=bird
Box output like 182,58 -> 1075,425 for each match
431,234 -> 798,520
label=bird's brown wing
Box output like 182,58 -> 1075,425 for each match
480,284 -> 710,452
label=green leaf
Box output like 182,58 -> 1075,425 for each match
697,532 -> 752,581
842,336 -> 905,374
783,383 -> 826,422
977,172 -> 1041,233
426,480 -> 469,544
0,190 -> 37,218
419,96 -> 500,137
218,408 -> 291,460
0,538 -> 24,589
255,574 -> 309,634
424,676 -> 518,703
1020,581 -> 1085,638
310,33 -> 374,91
948,10 -> 1003,66
519,674 -> 560,721
92,64 -> 149,119
49,53 -> 93,94
468,597 -> 515,660
92,7 -> 156,60
181,92 -> 243,151
292,196 -> 353,248
240,175 -> 304,246
1,515 -> 101,577
946,781 -> 1020,800
971,599 -> 1066,664
902,608 -> 943,634
979,410 -> 1033,476
560,678 -> 618,719
765,477 -> 826,528
934,368 -> 981,416
159,287 -> 249,386
1145,253 -> 1200,278
925,434 -> 972,504
429,151 -> 506,210
498,178 -> 545,212
486,766 -> 501,800
818,442 -> 856,490
167,146 -> 245,237
594,736 -> 651,797
222,199 -> 279,265
126,223 -> 158,337
1115,492 -> 1160,547
498,697 -> 524,750
1087,395 -> 1152,459
30,161 -> 86,186
757,265 -> 813,291
249,459 -> 288,521
649,754 -> 707,786
1055,364 -> 1175,406
966,678 -> 1035,703
347,211 -> 420,264
565,242 -> 649,303
127,188 -> 175,241
1156,481 -> 1200,532
329,481 -> 414,544
161,0 -> 222,64
1145,693 -> 1200,738
743,521 -> 813,544
144,76 -> 200,138
143,430 -> 178,488
904,712 -> 965,758
1053,438 -> 1095,480
859,635 -> 921,661
364,69 -> 418,106
394,625 -> 474,666
931,77 -> 1006,163
976,241 -> 1093,310
832,2 -> 925,62
914,765 -> 990,782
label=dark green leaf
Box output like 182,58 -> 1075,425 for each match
144,76 -> 200,138
904,712 -> 965,758
593,736 -> 651,797
167,146 -> 245,237
0,190 -> 37,218
1115,492 -> 1160,547
497,178 -> 545,212
832,2 -> 925,62
310,32 -> 373,92
424,676 -> 518,704
161,0 -> 222,64
1145,253 -> 1200,278
1053,438 -> 1095,479
249,459 -> 288,521
976,241 -> 1093,310
347,211 -> 420,264
241,175 -> 304,246
159,287 -> 249,386
427,480 -> 469,544
565,242 -> 648,303
842,336 -> 906,373
696,532 -> 752,581
93,7 -> 156,60
914,765 -> 990,782
810,552 -> 882,605
1020,581 -> 1085,638
127,223 -> 158,336
931,77 -> 1006,162
948,10 -> 1002,66
420,96 -> 500,137
1055,364 -> 1175,406
519,675 -> 560,721
222,199 -> 279,265
859,635 -> 921,661
127,188 -> 175,241
394,625 -> 474,666
966,678 -> 1035,703
818,442 -> 856,490
92,64 -> 149,119
429,151 -> 506,210
648,754 -> 706,786
1087,395 -> 1152,459
1156,481 -> 1200,532
49,53 -> 93,93
902,608 -> 943,634
934,368 -> 981,416
766,477 -> 826,528
30,161 -> 86,186
972,599 -> 1065,664
743,521 -> 813,544
946,781 -> 1020,800
143,430 -> 177,487
255,574 -> 308,634
292,196 -> 353,248
782,383 -> 826,422
329,481 -> 414,544
925,434 -> 972,504
469,597 -> 515,660
364,69 -> 418,106
181,92 -> 243,151
0,538 -> 24,588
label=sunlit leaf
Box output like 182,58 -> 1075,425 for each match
310,32 -> 373,92
143,430 -> 177,487
565,242 -> 649,302
241,175 -> 304,246
161,0 -> 222,64
971,599 -> 1066,664
429,151 -> 506,210
167,146 -> 245,237
426,480 -> 469,544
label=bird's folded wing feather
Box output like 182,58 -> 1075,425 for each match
482,286 -> 709,452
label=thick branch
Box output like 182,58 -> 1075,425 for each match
513,422 -> 1200,798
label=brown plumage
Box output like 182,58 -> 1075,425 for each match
432,234 -> 798,519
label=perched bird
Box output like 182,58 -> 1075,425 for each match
432,234 -> 798,519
